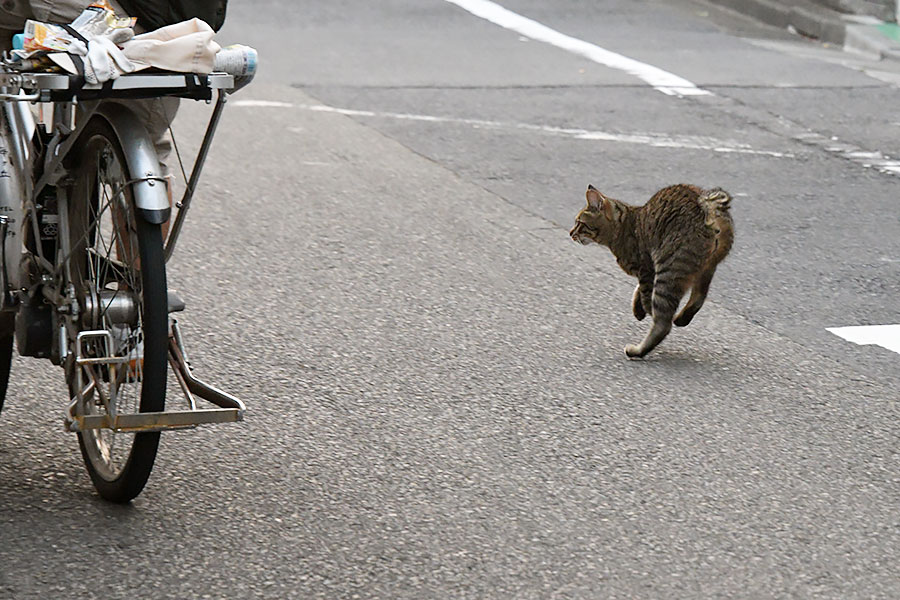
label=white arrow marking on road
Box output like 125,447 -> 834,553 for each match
443,0 -> 711,97
827,324 -> 900,355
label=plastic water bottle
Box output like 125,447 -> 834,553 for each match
214,44 -> 258,85
213,44 -> 258,77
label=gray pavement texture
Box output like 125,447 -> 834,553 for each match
3,0 -> 900,598
4,83 -> 899,599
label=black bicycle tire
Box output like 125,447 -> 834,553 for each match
69,117 -> 168,503
0,330 -> 12,414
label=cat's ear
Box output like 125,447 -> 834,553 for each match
587,185 -> 616,218
586,185 -> 605,211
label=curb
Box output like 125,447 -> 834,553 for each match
703,0 -> 900,61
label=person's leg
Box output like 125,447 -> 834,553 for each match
127,97 -> 181,173
0,29 -> 16,54
30,0 -> 127,24
0,0 -> 34,52
32,0 -> 180,230
30,0 -> 180,170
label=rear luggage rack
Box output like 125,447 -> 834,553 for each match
0,71 -> 234,102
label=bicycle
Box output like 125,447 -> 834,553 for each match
0,64 -> 248,502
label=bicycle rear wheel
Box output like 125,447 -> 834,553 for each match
0,323 -> 12,415
66,116 -> 168,503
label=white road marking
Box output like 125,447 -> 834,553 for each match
230,100 -> 294,108
232,99 -> 790,158
442,0 -> 710,97
794,131 -> 900,177
827,325 -> 900,355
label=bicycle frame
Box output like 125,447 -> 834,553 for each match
0,69 -> 245,434
0,96 -> 33,295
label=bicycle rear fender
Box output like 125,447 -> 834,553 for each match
93,102 -> 171,225
0,104 -> 29,294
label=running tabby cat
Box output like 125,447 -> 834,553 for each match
570,183 -> 734,358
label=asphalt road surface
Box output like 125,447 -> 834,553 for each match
2,1 -> 900,598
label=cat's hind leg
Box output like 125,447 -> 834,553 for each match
674,267 -> 715,327
625,282 -> 685,359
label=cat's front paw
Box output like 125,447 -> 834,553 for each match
624,344 -> 645,359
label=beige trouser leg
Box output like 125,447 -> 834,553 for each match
15,0 -> 180,231
22,0 -> 180,173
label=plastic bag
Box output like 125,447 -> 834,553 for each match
22,0 -> 135,55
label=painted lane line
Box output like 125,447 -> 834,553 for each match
827,324 -> 900,356
794,132 -> 900,178
231,100 -> 294,108
443,0 -> 710,97
232,99 -> 790,158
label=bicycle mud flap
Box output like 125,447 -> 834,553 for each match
65,321 -> 245,433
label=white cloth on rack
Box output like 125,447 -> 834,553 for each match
81,28 -> 136,83
122,18 -> 220,74
49,18 -> 220,79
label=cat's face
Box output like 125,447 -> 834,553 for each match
570,186 -> 621,246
